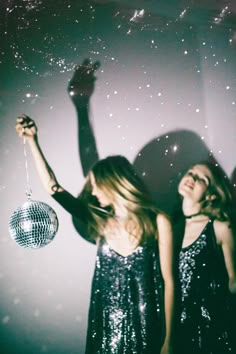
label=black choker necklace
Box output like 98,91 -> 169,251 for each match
184,212 -> 202,219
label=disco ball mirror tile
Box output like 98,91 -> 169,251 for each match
9,200 -> 59,249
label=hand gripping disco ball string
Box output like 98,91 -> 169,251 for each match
9,199 -> 58,249
9,135 -> 58,249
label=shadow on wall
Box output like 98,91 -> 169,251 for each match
231,167 -> 236,201
133,129 -> 217,213
68,60 -> 236,238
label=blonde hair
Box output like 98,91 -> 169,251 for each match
79,155 -> 159,241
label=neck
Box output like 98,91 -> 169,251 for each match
184,211 -> 202,219
114,205 -> 129,221
182,199 -> 201,219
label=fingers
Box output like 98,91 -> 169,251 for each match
16,114 -> 34,128
68,60 -> 100,95
17,114 -> 33,124
84,60 -> 100,74
15,114 -> 36,137
15,123 -> 24,136
93,61 -> 100,71
82,58 -> 90,66
74,59 -> 100,76
15,122 -> 26,137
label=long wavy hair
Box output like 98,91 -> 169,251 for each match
173,162 -> 234,222
198,162 -> 234,222
78,155 -> 160,241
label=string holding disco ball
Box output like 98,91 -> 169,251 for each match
9,136 -> 59,249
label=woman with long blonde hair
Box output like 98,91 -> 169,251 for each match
16,114 -> 175,354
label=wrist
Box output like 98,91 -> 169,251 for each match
27,135 -> 38,146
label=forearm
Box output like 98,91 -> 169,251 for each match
163,280 -> 175,344
28,137 -> 61,194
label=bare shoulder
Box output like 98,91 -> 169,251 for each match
213,219 -> 232,233
213,219 -> 234,244
156,212 -> 173,241
156,212 -> 171,225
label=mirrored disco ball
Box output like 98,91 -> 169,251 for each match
9,200 -> 59,249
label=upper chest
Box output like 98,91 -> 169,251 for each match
182,219 -> 211,249
99,218 -> 142,257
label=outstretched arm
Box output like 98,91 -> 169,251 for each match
68,59 -> 100,176
16,114 -> 62,195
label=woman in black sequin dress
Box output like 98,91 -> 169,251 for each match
16,115 -> 175,354
176,163 -> 236,354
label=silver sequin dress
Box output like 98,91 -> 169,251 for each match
177,219 -> 234,354
51,192 -> 165,353
85,237 -> 165,354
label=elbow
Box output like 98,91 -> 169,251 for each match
46,181 -> 63,195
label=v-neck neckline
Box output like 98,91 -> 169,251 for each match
181,219 -> 211,251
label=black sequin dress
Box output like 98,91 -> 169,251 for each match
51,192 -> 165,353
85,237 -> 165,354
177,219 -> 233,354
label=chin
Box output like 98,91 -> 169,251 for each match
99,201 -> 109,207
177,185 -> 184,195
178,187 -> 189,197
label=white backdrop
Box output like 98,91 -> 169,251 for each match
0,1 -> 236,353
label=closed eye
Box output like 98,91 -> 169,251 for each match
186,171 -> 210,186
187,171 -> 194,178
198,178 -> 208,185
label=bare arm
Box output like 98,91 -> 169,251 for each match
16,115 -> 63,195
16,115 -> 95,243
157,213 -> 175,354
214,220 -> 236,294
15,115 -> 87,217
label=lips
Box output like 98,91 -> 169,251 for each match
184,181 -> 194,189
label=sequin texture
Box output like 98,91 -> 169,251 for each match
177,220 -> 234,354
85,237 -> 165,354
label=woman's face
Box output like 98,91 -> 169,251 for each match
178,164 -> 213,202
90,172 -> 111,207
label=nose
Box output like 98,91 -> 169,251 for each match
92,184 -> 100,198
185,174 -> 195,187
189,175 -> 195,183
91,183 -> 96,195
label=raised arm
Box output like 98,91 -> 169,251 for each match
157,213 -> 175,354
15,115 -> 90,224
68,59 -> 100,176
16,114 -> 62,195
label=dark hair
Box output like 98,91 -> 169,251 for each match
198,162 -> 234,221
